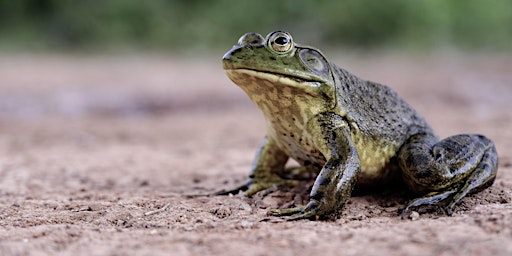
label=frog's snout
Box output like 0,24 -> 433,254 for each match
223,32 -> 264,69
222,48 -> 239,69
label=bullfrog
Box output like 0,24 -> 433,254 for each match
219,31 -> 498,220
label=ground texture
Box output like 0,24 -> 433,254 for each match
0,53 -> 511,255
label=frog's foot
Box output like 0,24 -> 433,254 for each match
400,189 -> 458,219
215,177 -> 300,196
268,200 -> 326,221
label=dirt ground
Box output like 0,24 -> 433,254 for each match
0,52 -> 511,256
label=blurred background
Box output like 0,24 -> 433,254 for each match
1,0 -> 512,52
0,0 -> 511,120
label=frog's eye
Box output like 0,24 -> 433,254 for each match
267,31 -> 294,54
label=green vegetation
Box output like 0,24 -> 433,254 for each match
1,0 -> 511,52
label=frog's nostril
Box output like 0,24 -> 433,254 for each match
238,32 -> 264,46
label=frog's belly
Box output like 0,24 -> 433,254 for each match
284,134 -> 400,185
278,137 -> 327,168
270,123 -> 401,185
353,135 -> 401,185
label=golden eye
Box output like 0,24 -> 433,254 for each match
267,31 -> 294,54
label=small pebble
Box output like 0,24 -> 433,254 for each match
240,220 -> 254,229
409,211 -> 420,220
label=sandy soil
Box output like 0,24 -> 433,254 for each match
0,53 -> 511,256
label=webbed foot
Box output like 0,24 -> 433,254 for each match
400,189 -> 458,219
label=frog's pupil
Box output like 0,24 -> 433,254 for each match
275,36 -> 289,45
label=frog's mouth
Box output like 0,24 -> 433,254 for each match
225,68 -> 324,91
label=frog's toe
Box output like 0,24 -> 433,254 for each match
269,200 -> 325,221
215,181 -> 252,196
401,189 -> 458,219
215,181 -> 270,196
244,182 -> 275,196
268,206 -> 303,217
216,178 -> 300,197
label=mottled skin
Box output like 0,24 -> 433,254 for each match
219,31 -> 498,220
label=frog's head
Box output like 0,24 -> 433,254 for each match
222,31 -> 337,114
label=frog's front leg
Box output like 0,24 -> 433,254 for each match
216,136 -> 298,196
270,114 -> 360,220
399,133 -> 498,218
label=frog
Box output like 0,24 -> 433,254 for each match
218,31 -> 498,220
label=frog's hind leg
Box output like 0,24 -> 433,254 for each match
399,133 -> 498,218
443,139 -> 497,215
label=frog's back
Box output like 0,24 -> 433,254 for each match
332,66 -> 434,183
334,66 -> 432,143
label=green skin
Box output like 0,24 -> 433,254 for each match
219,31 -> 498,220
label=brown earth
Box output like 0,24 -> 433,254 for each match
0,53 -> 511,256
